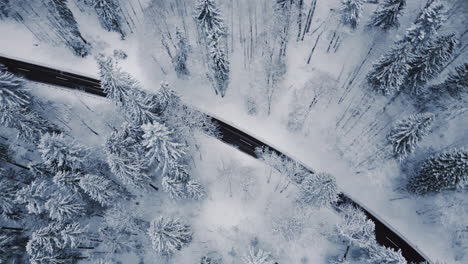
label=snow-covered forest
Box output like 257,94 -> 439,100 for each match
0,0 -> 467,263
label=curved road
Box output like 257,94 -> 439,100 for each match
0,55 -> 430,263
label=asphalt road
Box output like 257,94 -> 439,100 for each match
0,55 -> 429,263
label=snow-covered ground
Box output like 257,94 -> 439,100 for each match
1,0 -> 467,262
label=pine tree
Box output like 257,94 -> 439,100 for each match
38,133 -> 90,172
96,54 -> 133,104
124,88 -> 159,125
242,246 -> 271,264
416,63 -> 467,112
27,222 -> 85,260
0,172 -> 21,219
409,149 -> 468,194
59,222 -> 86,248
26,223 -> 63,255
0,229 -> 28,264
341,0 -> 364,29
367,0 -> 406,31
156,81 -> 180,111
367,44 -> 413,95
15,179 -> 52,215
337,204 -> 376,248
444,63 -> 468,94
46,0 -> 90,57
208,34 -> 230,97
0,0 -> 11,20
406,33 -> 458,93
104,123 -> 150,188
367,243 -> 407,264
161,176 -> 186,200
186,179 -> 205,200
78,174 -> 119,206
99,226 -> 139,253
195,0 -> 230,97
298,172 -> 338,208
173,27 -> 190,78
0,106 -> 51,144
388,113 -> 434,160
147,217 -> 192,256
45,192 -> 85,221
96,54 -> 157,124
401,1 -> 446,46
0,65 -> 29,108
92,0 -> 126,39
52,170 -> 81,192
141,121 -> 186,172
195,0 -> 225,39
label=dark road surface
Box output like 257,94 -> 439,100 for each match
0,54 -> 430,263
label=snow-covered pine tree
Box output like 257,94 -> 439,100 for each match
0,0 -> 11,20
46,0 -> 90,57
92,0 -> 126,39
96,54 -> 157,124
0,106 -> 51,144
367,0 -> 406,31
0,65 -> 30,108
337,204 -> 376,248
185,179 -> 206,200
195,0 -> 230,97
409,149 -> 468,194
45,192 -> 85,221
38,133 -> 90,172
141,121 -> 186,172
27,222 -> 85,261
444,63 -> 468,94
104,123 -> 150,189
156,81 -> 180,111
401,0 -> 446,47
126,88 -> 159,125
59,222 -> 86,249
298,172 -> 338,208
195,0 -> 225,40
173,27 -> 190,78
388,113 -> 434,160
26,222 -> 63,256
96,54 -> 133,104
416,63 -> 468,112
367,243 -> 407,264
367,44 -> 413,95
15,179 -> 51,215
0,229 -> 27,264
273,0 -> 293,57
161,176 -> 186,200
242,246 -> 271,264
208,33 -> 230,97
406,33 -> 458,94
52,171 -> 81,192
341,0 -> 364,29
147,217 -> 192,256
0,171 -> 21,219
99,225 -> 140,253
78,174 -> 119,206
